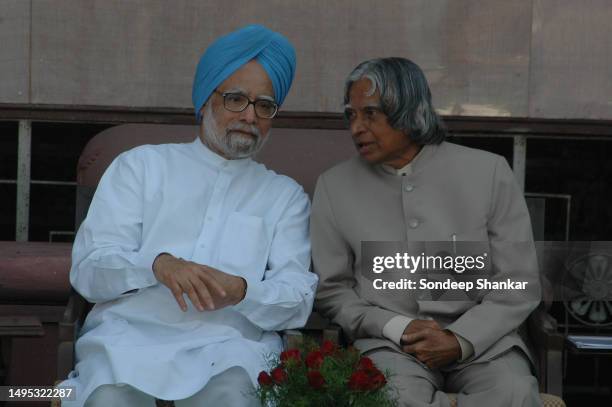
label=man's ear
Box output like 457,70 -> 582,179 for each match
198,101 -> 210,123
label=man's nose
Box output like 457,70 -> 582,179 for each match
350,116 -> 366,137
240,103 -> 257,124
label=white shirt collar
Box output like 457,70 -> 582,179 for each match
381,162 -> 412,176
380,145 -> 425,176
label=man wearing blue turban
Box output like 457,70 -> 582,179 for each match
61,25 -> 317,407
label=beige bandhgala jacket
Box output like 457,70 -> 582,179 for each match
311,141 -> 540,369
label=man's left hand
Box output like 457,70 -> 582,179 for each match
401,328 -> 461,370
153,254 -> 246,311
201,265 -> 247,308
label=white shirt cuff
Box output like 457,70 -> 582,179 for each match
382,315 -> 413,345
454,332 -> 474,362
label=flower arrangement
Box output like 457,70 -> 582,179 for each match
256,340 -> 397,407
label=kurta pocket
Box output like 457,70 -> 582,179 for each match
217,212 -> 269,278
451,228 -> 491,261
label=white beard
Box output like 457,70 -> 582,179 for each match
201,103 -> 269,159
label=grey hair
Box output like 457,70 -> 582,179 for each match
344,57 -> 446,145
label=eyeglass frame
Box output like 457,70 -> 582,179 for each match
213,90 -> 279,119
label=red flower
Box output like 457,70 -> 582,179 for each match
280,348 -> 301,365
348,370 -> 371,391
307,370 -> 326,389
257,371 -> 273,387
271,367 -> 287,384
362,364 -> 383,379
357,357 -> 375,370
321,340 -> 336,356
370,371 -> 387,390
305,350 -> 324,369
348,357 -> 387,392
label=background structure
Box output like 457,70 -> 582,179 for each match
1,1 -> 611,404
2,0 -> 611,118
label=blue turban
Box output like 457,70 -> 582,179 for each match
192,25 -> 296,121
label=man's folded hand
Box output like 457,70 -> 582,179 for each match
400,319 -> 461,370
152,254 -> 246,312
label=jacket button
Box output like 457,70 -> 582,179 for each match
405,184 -> 414,192
409,219 -> 419,228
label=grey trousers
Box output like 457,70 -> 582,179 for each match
84,366 -> 260,407
367,348 -> 542,407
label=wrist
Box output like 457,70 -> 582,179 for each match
443,329 -> 462,359
234,277 -> 247,305
152,252 -> 173,275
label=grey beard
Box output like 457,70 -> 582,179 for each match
201,104 -> 269,159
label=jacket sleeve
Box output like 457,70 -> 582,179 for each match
446,156 -> 541,359
311,175 -> 400,342
70,150 -> 159,303
233,187 -> 319,331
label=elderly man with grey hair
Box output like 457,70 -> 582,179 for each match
311,57 -> 542,406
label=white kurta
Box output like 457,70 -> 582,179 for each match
60,137 -> 318,406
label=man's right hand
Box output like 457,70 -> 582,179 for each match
400,319 -> 461,369
152,253 -> 227,312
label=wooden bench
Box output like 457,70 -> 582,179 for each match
1,123 -> 565,406
0,241 -> 72,394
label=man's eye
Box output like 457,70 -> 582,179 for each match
226,94 -> 245,103
257,100 -> 275,110
365,108 -> 378,118
344,110 -> 356,120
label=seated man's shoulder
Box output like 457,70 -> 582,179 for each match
117,142 -> 184,164
318,156 -> 366,183
250,162 -> 307,198
439,141 -> 502,168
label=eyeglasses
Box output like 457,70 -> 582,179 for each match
214,90 -> 278,119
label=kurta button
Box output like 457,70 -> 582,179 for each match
405,184 -> 414,192
409,219 -> 419,228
